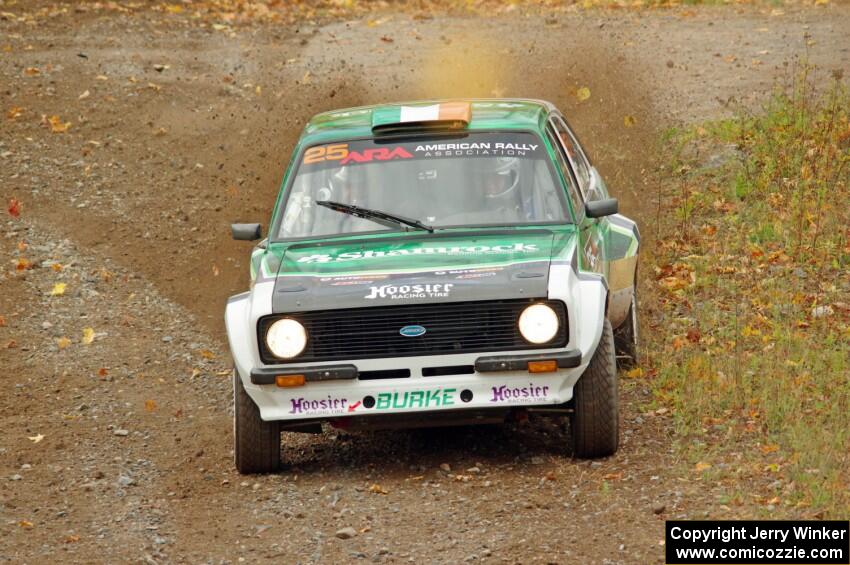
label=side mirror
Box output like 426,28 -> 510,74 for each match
585,198 -> 618,219
231,223 -> 262,241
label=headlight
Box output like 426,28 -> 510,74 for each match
518,304 -> 559,344
265,318 -> 307,359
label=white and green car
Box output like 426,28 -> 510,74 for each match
226,99 -> 639,473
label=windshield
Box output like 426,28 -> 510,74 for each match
276,131 -> 569,240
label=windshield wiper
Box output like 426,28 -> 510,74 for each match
316,200 -> 434,233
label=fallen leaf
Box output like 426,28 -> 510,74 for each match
19,520 -> 34,529
144,399 -> 157,412
6,339 -> 17,348
78,90 -> 90,100
575,86 -> 591,102
301,71 -> 312,85
368,483 -> 388,494
380,35 -> 394,43
671,335 -> 688,351
6,106 -> 24,120
23,66 -> 40,76
0,315 -> 5,327
686,327 -> 701,343
624,367 -> 644,379
81,327 -> 95,345
212,264 -> 220,276
46,115 -> 71,133
760,443 -> 779,454
28,433 -> 44,443
8,198 -> 21,217
51,263 -> 63,272
200,349 -> 216,359
742,325 -> 761,337
694,461 -> 712,473
98,367 -> 108,377
57,336 -> 71,349
16,257 -> 32,271
63,535 -> 80,543
623,115 -> 637,128
51,282 -> 67,296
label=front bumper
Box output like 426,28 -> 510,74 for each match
249,350 -> 582,385
238,349 -> 588,422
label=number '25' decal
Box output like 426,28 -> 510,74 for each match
303,143 -> 348,164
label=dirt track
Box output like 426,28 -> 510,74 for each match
2,3 -> 848,563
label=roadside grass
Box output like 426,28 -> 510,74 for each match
646,66 -> 849,515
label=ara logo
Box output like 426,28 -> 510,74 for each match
341,147 -> 412,165
399,325 -> 426,337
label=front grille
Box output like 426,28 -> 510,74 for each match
258,299 -> 567,364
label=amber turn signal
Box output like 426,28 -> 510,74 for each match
527,360 -> 558,373
275,374 -> 306,388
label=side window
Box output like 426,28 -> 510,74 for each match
552,116 -> 593,199
545,126 -> 583,220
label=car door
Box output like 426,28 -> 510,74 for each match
552,114 -> 640,329
549,115 -> 607,277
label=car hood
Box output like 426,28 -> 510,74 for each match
270,230 -> 567,313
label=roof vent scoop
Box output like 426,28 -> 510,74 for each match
371,102 -> 471,135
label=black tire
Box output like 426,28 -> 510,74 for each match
614,292 -> 639,370
570,319 -> 619,458
233,370 -> 281,474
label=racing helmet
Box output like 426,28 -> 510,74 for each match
476,157 -> 521,200
319,165 -> 369,204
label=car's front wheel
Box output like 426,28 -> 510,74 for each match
570,319 -> 619,458
233,370 -> 281,474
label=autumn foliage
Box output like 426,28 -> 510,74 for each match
647,66 -> 849,514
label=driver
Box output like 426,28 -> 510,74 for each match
477,157 -> 524,222
315,165 -> 376,232
318,165 -> 369,207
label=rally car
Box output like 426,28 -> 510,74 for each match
226,99 -> 640,473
